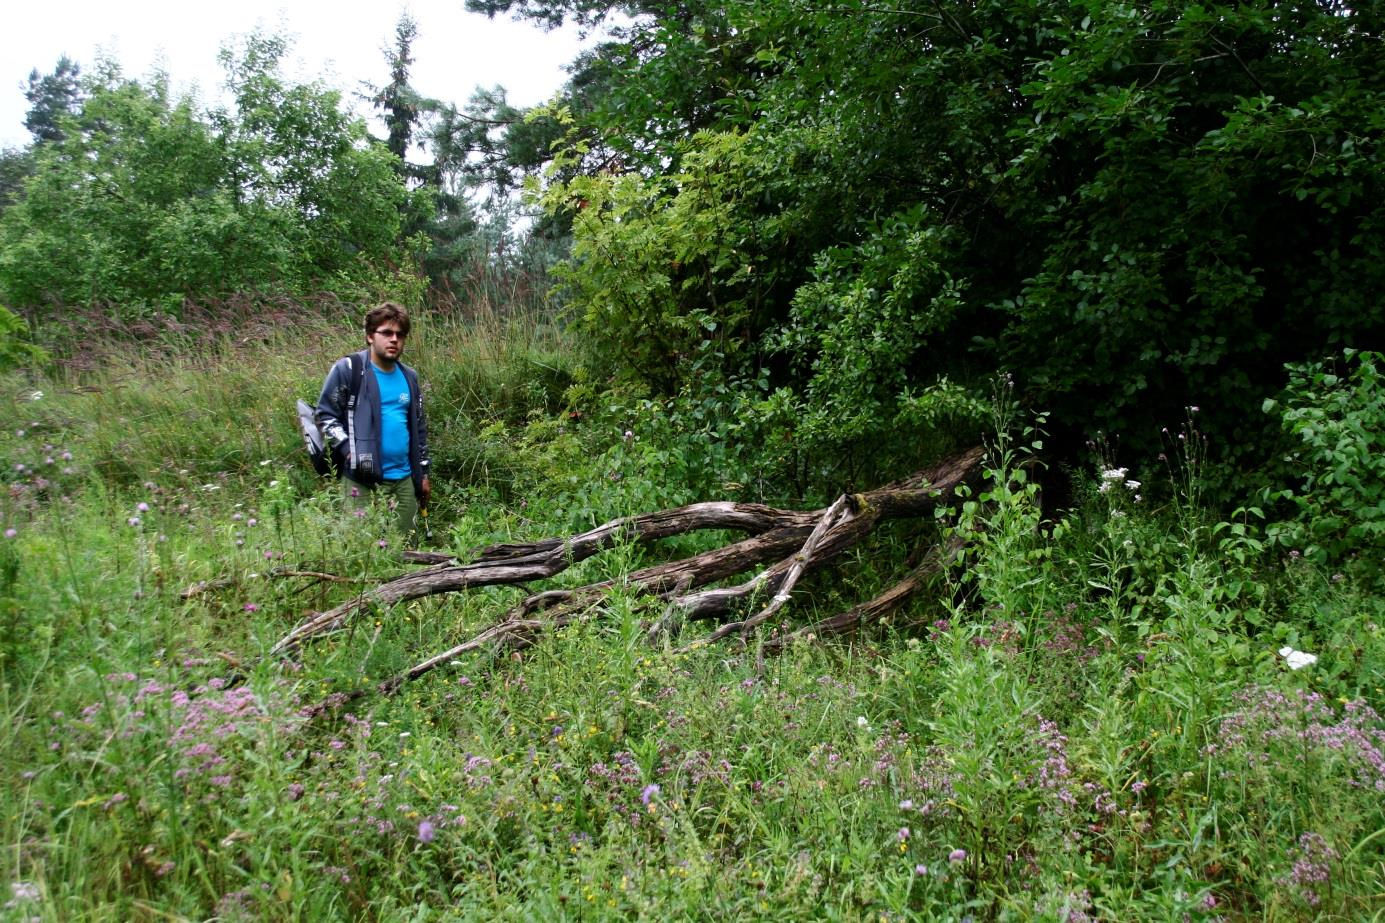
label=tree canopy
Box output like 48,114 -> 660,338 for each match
487,0 -> 1383,477
0,37 -> 420,312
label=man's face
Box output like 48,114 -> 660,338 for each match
367,323 -> 407,366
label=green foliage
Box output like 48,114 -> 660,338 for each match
522,0 -> 1385,478
545,129 -> 762,392
2,323 -> 1384,920
23,55 -> 83,144
0,38 -> 417,312
1264,350 -> 1385,579
0,305 -> 47,371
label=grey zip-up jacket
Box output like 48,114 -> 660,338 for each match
315,349 -> 430,495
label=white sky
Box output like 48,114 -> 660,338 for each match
2,0 -> 591,149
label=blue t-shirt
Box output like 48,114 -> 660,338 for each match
372,363 -> 412,479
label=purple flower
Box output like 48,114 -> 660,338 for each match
914,864 -> 928,875
417,820 -> 435,843
377,539 -> 388,549
286,783 -> 305,801
243,603 -> 259,612
898,826 -> 911,842
640,783 -> 660,806
137,502 -> 150,512
127,516 -> 141,527
948,849 -> 967,863
3,528 -> 15,539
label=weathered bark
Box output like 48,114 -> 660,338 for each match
755,533 -> 966,657
275,448 -> 983,703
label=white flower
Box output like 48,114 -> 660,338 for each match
1278,646 -> 1318,670
9,879 -> 40,902
1101,467 -> 1128,482
29,391 -> 43,401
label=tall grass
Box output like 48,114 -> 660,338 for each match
1,315 -> 1382,921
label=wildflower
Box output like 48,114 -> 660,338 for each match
377,539 -> 388,549
1282,832 -> 1337,907
1279,646 -> 1317,670
127,517 -> 141,527
640,783 -> 660,806
247,518 -> 257,527
1131,780 -> 1147,794
243,603 -> 259,613
914,864 -> 928,876
898,827 -> 911,842
856,716 -> 869,728
9,880 -> 39,902
3,528 -> 15,539
417,820 -> 435,843
137,502 -> 150,512
949,849 -> 967,863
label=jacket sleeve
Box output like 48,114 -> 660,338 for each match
314,358 -> 351,449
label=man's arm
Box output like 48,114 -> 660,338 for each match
314,358 -> 351,450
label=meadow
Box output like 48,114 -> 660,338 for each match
1,309 -> 1382,922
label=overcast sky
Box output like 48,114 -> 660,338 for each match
2,0 -> 590,149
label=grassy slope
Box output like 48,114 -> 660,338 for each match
1,316 -> 1382,922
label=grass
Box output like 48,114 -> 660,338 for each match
1,313 -> 1383,921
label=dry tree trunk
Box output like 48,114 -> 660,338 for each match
278,447 -> 983,708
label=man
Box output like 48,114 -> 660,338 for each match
315,302 -> 431,539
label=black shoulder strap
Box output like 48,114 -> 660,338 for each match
346,352 -> 364,411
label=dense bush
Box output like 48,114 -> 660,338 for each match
1265,349 -> 1385,581
0,37 -> 420,312
516,0 -> 1385,480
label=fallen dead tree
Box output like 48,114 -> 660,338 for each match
275,447 -> 983,705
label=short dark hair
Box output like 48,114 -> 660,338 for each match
365,302 -> 411,338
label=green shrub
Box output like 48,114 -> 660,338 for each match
1264,349 -> 1385,581
0,305 -> 48,372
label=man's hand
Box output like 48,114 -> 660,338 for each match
419,475 -> 431,507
